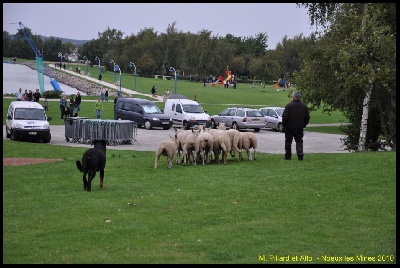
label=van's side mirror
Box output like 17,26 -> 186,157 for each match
7,115 -> 12,120
204,110 -> 207,113
160,109 -> 164,113
47,117 -> 52,121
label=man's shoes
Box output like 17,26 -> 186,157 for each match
298,154 -> 304,161
284,156 -> 291,160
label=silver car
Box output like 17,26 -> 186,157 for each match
259,107 -> 285,132
211,107 -> 265,132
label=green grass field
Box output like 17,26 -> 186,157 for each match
3,59 -> 394,264
3,141 -> 396,264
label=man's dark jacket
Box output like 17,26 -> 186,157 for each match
282,100 -> 310,132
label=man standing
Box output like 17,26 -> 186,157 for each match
33,88 -> 41,103
282,90 -> 310,161
60,95 -> 67,119
95,98 -> 103,119
16,88 -> 23,101
75,92 -> 82,112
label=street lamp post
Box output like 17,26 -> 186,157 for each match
129,62 -> 136,91
95,56 -> 101,76
83,56 -> 88,75
115,65 -> 122,95
57,52 -> 63,69
110,60 -> 116,83
64,53 -> 69,69
169,66 -> 177,94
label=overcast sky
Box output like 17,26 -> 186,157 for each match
3,3 -> 315,49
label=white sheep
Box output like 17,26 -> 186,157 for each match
197,127 -> 214,165
226,129 -> 242,161
240,132 -> 258,160
183,129 -> 200,166
154,137 -> 177,169
210,129 -> 231,164
174,127 -> 191,164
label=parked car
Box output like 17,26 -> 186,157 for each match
6,101 -> 52,143
259,107 -> 285,132
210,107 -> 265,132
114,97 -> 173,130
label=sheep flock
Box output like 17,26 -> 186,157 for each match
154,123 -> 257,169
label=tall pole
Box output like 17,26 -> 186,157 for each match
115,65 -> 122,94
95,56 -> 101,76
64,53 -> 69,69
83,56 -> 88,75
110,60 -> 115,83
58,52 -> 63,68
170,67 -> 177,94
129,62 -> 136,91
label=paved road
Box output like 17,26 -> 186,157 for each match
3,125 -> 349,154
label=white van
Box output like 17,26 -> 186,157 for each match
6,101 -> 52,143
163,98 -> 212,130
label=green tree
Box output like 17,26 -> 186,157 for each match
296,3 -> 396,151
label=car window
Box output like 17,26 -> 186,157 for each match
260,109 -> 267,115
143,105 -> 161,114
267,109 -> 276,117
247,110 -> 264,117
276,109 -> 284,116
220,109 -> 230,116
236,110 -> 245,117
183,104 -> 204,113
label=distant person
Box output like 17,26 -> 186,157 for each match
63,63 -> 66,70
151,85 -> 157,97
98,73 -> 102,82
16,88 -> 23,101
282,90 -> 310,161
33,88 -> 41,103
44,98 -> 49,111
60,95 -> 67,119
95,98 -> 103,119
100,88 -> 105,102
27,90 -> 33,101
75,92 -> 82,112
105,89 -> 109,102
69,95 -> 75,117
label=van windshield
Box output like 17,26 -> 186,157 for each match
14,108 -> 46,120
142,105 -> 162,114
182,104 -> 204,113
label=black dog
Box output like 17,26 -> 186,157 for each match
76,140 -> 107,192
63,107 -> 70,118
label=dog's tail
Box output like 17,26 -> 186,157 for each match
76,160 -> 83,172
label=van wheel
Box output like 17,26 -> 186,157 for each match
43,134 -> 51,143
6,126 -> 11,138
10,130 -> 17,141
183,121 -> 190,130
144,120 -> 152,130
254,128 -> 260,132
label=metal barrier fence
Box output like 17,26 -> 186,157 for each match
64,117 -> 137,145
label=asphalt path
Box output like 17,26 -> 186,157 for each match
3,124 -> 349,155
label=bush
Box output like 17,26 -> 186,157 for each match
42,90 -> 63,99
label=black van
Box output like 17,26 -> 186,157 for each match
114,98 -> 173,130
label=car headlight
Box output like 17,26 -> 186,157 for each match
43,124 -> 49,129
152,118 -> 160,121
189,117 -> 196,121
14,123 -> 23,129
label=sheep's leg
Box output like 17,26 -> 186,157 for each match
154,154 -> 160,169
253,148 -> 257,160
